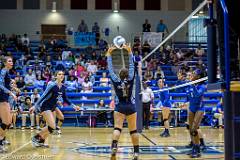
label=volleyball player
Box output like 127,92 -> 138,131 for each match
185,70 -> 206,158
107,44 -> 139,160
0,56 -> 17,153
157,78 -> 172,137
30,70 -> 80,147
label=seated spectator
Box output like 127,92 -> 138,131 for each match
34,75 -> 45,89
100,72 -> 109,87
24,69 -> 36,86
87,60 -> 98,74
142,40 -> 151,53
19,97 -> 35,130
65,76 -> 78,92
195,44 -> 205,57
98,39 -> 108,51
67,51 -> 75,63
144,68 -> 154,81
133,41 -> 141,53
89,72 -> 95,86
62,48 -> 72,61
30,89 -> 40,104
78,72 -> 85,84
97,56 -> 107,70
213,99 -> 224,128
97,99 -> 112,127
15,76 -> 25,89
154,66 -> 165,80
42,66 -> 51,83
82,77 -> 93,93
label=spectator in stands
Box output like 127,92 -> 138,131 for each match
34,75 -> 45,89
141,82 -> 154,130
97,99 -> 112,127
19,97 -> 35,130
196,60 -> 207,76
81,77 -> 93,93
87,60 -> 98,74
42,66 -> 51,83
144,68 -> 153,81
142,41 -> 151,53
78,20 -> 88,32
214,99 -> 224,128
142,19 -> 151,32
195,44 -> 205,57
156,19 -> 169,38
30,88 -> 40,102
15,76 -> 25,89
21,33 -> 30,47
154,66 -> 165,80
65,76 -> 78,92
67,52 -> 75,63
78,72 -> 85,84
24,69 -> 36,86
132,41 -> 141,53
89,72 -> 95,86
98,39 -> 108,51
100,72 -> 109,87
92,22 -> 100,45
62,48 -> 72,61
97,56 -> 107,70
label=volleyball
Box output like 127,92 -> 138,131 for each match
113,35 -> 126,49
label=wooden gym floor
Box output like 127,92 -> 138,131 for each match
0,127 -> 224,160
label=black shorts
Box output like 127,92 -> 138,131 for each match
115,103 -> 136,116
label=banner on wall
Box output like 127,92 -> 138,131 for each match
142,32 -> 163,47
74,32 -> 96,46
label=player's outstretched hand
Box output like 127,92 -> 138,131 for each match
74,105 -> 81,111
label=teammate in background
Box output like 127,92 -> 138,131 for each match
107,44 -> 139,160
213,98 -> 224,128
157,79 -> 172,137
185,70 -> 206,158
30,70 -> 80,147
0,56 -> 17,152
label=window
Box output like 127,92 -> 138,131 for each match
120,0 -> 136,10
71,0 -> 87,9
168,0 -> 185,11
95,0 -> 111,10
188,17 -> 207,42
23,0 -> 40,9
0,0 -> 17,9
46,0 -> 63,10
144,0 -> 161,10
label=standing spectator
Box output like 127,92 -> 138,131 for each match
142,19 -> 151,32
156,19 -> 169,38
21,33 -> 30,47
24,69 -> 36,86
141,82 -> 154,129
92,22 -> 100,45
78,20 -> 88,32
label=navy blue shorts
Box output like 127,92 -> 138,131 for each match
40,105 -> 56,113
0,92 -> 9,103
115,103 -> 136,116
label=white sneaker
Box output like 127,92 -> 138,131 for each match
0,145 -> 7,153
3,139 -> 10,145
132,153 -> 139,160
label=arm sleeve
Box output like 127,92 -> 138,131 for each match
0,69 -> 11,94
34,82 -> 55,109
62,90 -> 75,107
107,56 -> 120,82
128,53 -> 135,80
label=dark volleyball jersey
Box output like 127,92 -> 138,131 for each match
186,84 -> 206,112
35,81 -> 74,111
0,68 -> 11,102
107,53 -> 135,104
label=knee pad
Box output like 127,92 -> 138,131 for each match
163,119 -> 168,123
190,129 -> 198,136
114,127 -> 122,133
59,119 -> 64,123
48,126 -> 55,134
130,130 -> 137,135
186,124 -> 190,130
1,123 -> 8,130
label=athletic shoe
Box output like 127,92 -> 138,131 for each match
36,126 -> 41,130
2,139 -> 10,145
0,144 -> 7,153
160,131 -> 170,137
200,143 -> 206,151
132,153 -> 139,160
110,148 -> 117,160
31,136 -> 48,148
190,145 -> 201,158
